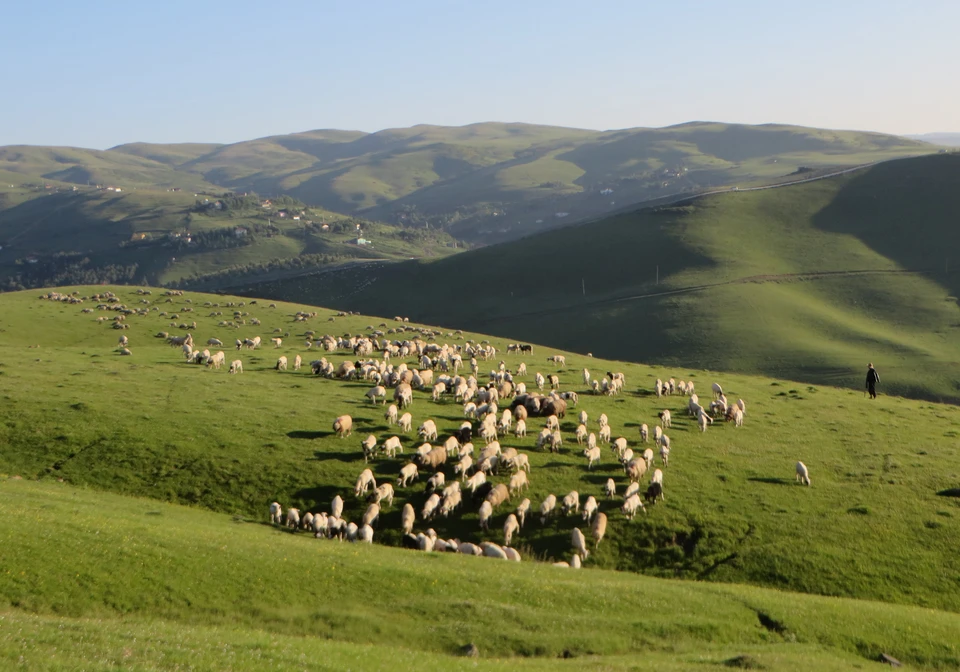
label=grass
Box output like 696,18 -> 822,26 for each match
252,153 -> 960,402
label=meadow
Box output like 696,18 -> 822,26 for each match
1,285 -> 959,668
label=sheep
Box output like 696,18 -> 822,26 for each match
571,527 -> 589,560
535,372 -> 545,391
354,468 -> 376,497
454,455 -> 473,479
712,382 -> 723,399
481,541 -> 508,560
582,495 -> 598,522
587,432 -> 597,452
397,462 -> 419,487
626,457 -> 647,482
421,493 -> 441,520
517,362 -> 527,377
598,413 -> 608,429
426,471 -> 446,493
381,436 -> 403,458
599,425 -> 611,444
578,410 -> 588,426
584,445 -> 601,470
360,434 -> 378,462
643,448 -> 654,470
613,437 -> 628,458
688,394 -> 701,416
385,404 -> 399,425
603,478 -> 617,499
653,426 -> 663,445
418,420 -> 439,442
576,424 -> 588,445
441,435 -> 460,458
207,350 -> 226,369
401,503 -> 415,535
282,508 -> 300,532
512,453 -> 530,473
640,423 -> 649,443
509,470 -> 529,494
515,498 -> 531,528
465,470 -> 486,493
737,398 -> 746,414
276,355 -> 288,371
398,412 -> 413,432
659,409 -> 672,428
561,490 -> 580,516
419,446 -> 447,470
796,461 -> 811,486
548,430 -> 563,453
582,369 -> 591,386
548,374 -> 560,390
118,335 -> 129,347
333,415 -> 353,438
269,501 -> 283,525
358,524 -> 374,543
591,512 -> 607,548
370,483 -> 395,507
503,513 -> 520,546
548,354 -> 566,367
362,503 -> 381,527
731,407 -> 744,427
539,494 -> 557,524
478,501 -> 493,530
271,337 -> 283,348
366,385 -> 387,405
293,354 -> 302,371
660,444 -> 670,467
660,435 -> 671,452
622,493 -> 645,519
698,411 -> 711,432
486,483 -> 510,509
229,359 -> 243,374
514,418 -> 527,438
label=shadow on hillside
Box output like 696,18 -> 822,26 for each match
293,484 -> 344,510
747,477 -> 792,486
936,488 -> 960,498
288,430 -> 332,440
310,450 -> 357,463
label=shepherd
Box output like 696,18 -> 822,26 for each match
865,363 -> 880,399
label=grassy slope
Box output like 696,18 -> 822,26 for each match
2,480 -> 958,670
251,153 -> 960,402
0,286 -> 959,621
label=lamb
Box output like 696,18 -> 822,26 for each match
517,362 -> 527,377
276,355 -> 288,371
333,415 -> 353,438
591,512 -> 607,548
465,470 -> 486,493
512,453 -> 530,473
354,468 -> 376,497
582,369 -> 591,386
698,411 -> 711,432
643,448 -> 654,470
366,385 -> 387,404
622,493 -> 645,519
796,461 -> 811,486
418,420 -> 439,442
535,372 -> 545,391
599,425 -> 611,444
207,350 -> 226,369
539,494 -> 557,524
660,444 -> 670,467
454,455 -> 473,479
659,409 -> 672,428
620,448 -> 634,467
229,359 -> 243,374
576,424 -> 588,445
421,493 -> 441,520
626,457 -> 647,482
584,445 -> 601,470
712,382 -> 723,399
398,412 -> 413,432
582,495 -> 598,522
458,541 -> 482,556
426,471 -> 446,493
381,436 -> 403,458
548,430 -> 563,453
440,489 -> 462,517
370,483 -> 395,507
548,354 -> 566,367
561,490 -> 580,516
571,527 -> 589,560
269,501 -> 283,525
604,478 -> 616,498
279,509 -> 300,535
385,404 -> 399,425
362,503 -> 381,527
586,432 -> 597,452
598,413 -> 608,429
478,501 -> 493,530
731,407 -> 744,427
442,435 -> 461,457
118,335 -> 128,347
516,498 -> 531,527
361,435 -> 378,462
514,418 -> 527,438
397,462 -> 419,488
578,410 -> 588,426
486,483 -> 510,508
293,354 -> 302,371
401,503 -> 415,535
481,541 -> 508,560
271,337 -> 283,348
503,513 -> 520,546
358,524 -> 374,543
545,414 -> 560,431
548,374 -> 560,390
653,426 -> 663,445
509,470 -> 529,494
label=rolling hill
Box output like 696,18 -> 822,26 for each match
245,153 -> 960,403
0,285 -> 959,669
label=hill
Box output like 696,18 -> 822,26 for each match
248,153 -> 960,402
906,132 -> 960,147
1,285 -> 959,621
0,123 -> 938,248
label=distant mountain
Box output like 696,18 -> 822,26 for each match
905,133 -> 960,147
0,122 -> 939,245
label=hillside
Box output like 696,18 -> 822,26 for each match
0,122 -> 938,248
0,183 -> 458,291
250,153 -> 960,402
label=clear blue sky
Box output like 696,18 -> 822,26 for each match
2,0 -> 957,148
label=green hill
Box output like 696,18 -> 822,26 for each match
247,153 -> 960,403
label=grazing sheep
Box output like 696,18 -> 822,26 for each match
539,494 -> 557,524
294,354 -> 302,371
643,448 -> 654,470
276,355 -> 288,371
118,335 -> 129,347
512,453 -> 530,473
486,483 -> 510,509
698,411 -> 711,432
229,359 -> 243,374
620,448 -> 634,467
660,444 -> 670,467
333,415 -> 353,438
599,425 -> 611,444
604,478 -> 616,498
535,372 -> 545,391
401,503 -> 415,535
598,413 -> 608,429
354,468 -> 376,497
478,501 -> 493,530
582,496 -> 598,522
363,503 -> 381,527
503,513 -> 520,546
571,527 -> 589,560
591,512 -> 607,548
271,337 -> 283,348
516,498 -> 531,527
397,462 -> 419,488
653,426 -> 663,445
454,455 -> 473,480
370,483 -> 395,507
426,471 -> 446,493
582,369 -> 591,386
731,407 -> 744,427
517,362 -> 527,377
418,420 -> 439,442
626,458 -> 647,482
361,434 -> 378,462
584,445 -> 601,470
120,347 -> 132,356
269,501 -> 283,525
737,398 -> 746,414
481,541 -> 508,560
286,508 -> 301,530
381,436 -> 403,458
421,493 -> 441,520
576,424 -> 588,445
640,423 -> 649,443
465,470 -> 486,493
509,470 -> 529,494
514,418 -> 527,438
622,493 -> 645,519
207,350 -> 226,369
398,412 -> 413,432
358,524 -> 374,543
385,404 -> 399,425
659,409 -> 672,428
796,461 -> 811,486
712,382 -> 723,399
366,385 -> 387,405
440,489 -> 463,517
561,491 -> 580,516
548,374 -> 560,390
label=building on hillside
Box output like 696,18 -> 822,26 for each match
356,237 -> 370,246
131,232 -> 148,241
320,223 -> 330,232
234,227 -> 248,238
261,200 -> 272,208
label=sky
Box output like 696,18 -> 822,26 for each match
1,0 -> 957,148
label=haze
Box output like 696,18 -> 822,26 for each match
2,0 -> 958,148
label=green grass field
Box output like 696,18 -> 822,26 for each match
1,285 -> 959,668
252,153 -> 960,403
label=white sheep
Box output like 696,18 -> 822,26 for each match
276,355 -> 288,371
481,541 -> 508,560
640,423 -> 649,443
561,490 -> 580,515
271,337 -> 282,348
584,445 -> 601,470
598,413 -> 608,429
286,508 -> 300,530
478,501 -> 493,530
659,409 -> 672,428
229,359 -> 243,374
503,513 -> 520,546
578,410 -> 588,426
653,426 -> 663,445
604,479 -> 616,498
571,527 -> 589,560
509,470 -> 529,494
514,418 -> 527,438
421,493 -> 441,520
796,461 -> 811,486
397,463 -> 419,487
465,471 -> 486,493
294,354 -> 302,371
354,468 -> 376,497
401,503 -> 415,535
516,498 -> 531,527
361,435 -> 377,462
592,512 -> 607,548
540,494 -> 557,524
455,455 -> 473,480
269,501 -> 282,525
331,495 -> 343,520
576,424 -> 588,445
512,453 -> 530,473
582,496 -> 598,522
366,385 -> 387,404
418,420 -> 439,442
622,493 -> 645,519
643,448 -> 654,470
372,483 -> 395,507
599,425 -> 611,444
358,524 -> 374,543
362,503 -> 381,527
385,404 -> 399,425
398,412 -> 413,432
712,382 -> 723,399
535,372 -> 545,391
660,444 -> 670,467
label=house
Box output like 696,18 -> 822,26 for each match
234,227 -> 248,238
260,200 -> 272,208
131,232 -> 148,241
356,237 -> 370,246
320,223 -> 330,232
292,215 -> 300,220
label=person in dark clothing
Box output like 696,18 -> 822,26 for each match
865,363 -> 880,399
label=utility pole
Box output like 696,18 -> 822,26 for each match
582,277 -> 585,296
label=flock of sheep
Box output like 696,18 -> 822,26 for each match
40,288 -> 812,567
